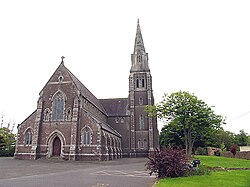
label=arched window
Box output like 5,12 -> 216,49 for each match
66,108 -> 71,121
136,78 -> 139,88
139,115 -> 144,130
136,76 -> 145,88
82,127 -> 91,145
115,117 -> 119,123
137,55 -> 142,63
142,78 -> 145,87
44,109 -> 50,121
139,97 -> 143,105
138,139 -> 141,149
52,92 -> 64,121
120,117 -> 124,123
25,129 -> 32,145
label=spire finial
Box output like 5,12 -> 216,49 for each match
137,18 -> 140,31
131,19 -> 149,72
61,56 -> 65,64
134,19 -> 145,52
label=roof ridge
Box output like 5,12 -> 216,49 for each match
99,98 -> 128,100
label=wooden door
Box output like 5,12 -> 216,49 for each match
52,137 -> 61,156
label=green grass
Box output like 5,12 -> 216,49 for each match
157,170 -> 250,187
195,155 -> 250,168
156,156 -> 250,187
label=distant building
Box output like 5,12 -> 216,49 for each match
14,20 -> 159,160
239,146 -> 250,152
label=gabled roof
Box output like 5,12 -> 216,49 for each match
64,65 -> 107,115
100,122 -> 121,137
99,98 -> 129,117
18,110 -> 37,127
41,62 -> 107,116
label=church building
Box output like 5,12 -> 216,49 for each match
14,20 -> 159,161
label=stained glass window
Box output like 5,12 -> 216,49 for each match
52,92 -> 64,121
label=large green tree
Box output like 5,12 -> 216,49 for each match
160,120 -> 184,148
146,91 -> 225,156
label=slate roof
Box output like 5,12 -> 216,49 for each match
64,65 -> 121,136
64,65 -> 107,116
99,98 -> 129,117
99,122 -> 121,137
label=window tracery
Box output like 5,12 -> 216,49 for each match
52,92 -> 64,121
25,129 -> 32,145
82,127 -> 92,145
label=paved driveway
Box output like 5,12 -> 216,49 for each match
0,157 -> 156,187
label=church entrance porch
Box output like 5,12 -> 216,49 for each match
52,137 -> 61,156
45,130 -> 66,159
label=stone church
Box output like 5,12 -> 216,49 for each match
14,20 -> 159,161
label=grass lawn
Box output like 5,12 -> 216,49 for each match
157,170 -> 250,187
195,155 -> 250,168
156,156 -> 250,187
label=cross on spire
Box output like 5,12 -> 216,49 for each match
61,56 -> 65,64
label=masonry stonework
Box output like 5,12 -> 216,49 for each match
14,20 -> 159,161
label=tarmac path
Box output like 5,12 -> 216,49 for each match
0,157 -> 156,187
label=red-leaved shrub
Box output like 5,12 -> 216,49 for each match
146,146 -> 190,178
230,144 -> 237,157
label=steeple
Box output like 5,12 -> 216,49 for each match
134,19 -> 145,53
130,19 -> 150,72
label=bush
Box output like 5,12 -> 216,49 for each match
188,164 -> 211,176
146,146 -> 191,178
230,144 -> 237,157
0,146 -> 15,157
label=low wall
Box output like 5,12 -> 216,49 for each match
207,147 -> 221,156
222,151 -> 250,160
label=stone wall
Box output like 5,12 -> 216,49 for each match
207,147 -> 221,156
222,151 -> 250,160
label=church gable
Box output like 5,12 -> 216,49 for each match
41,59 -> 107,117
40,64 -> 77,122
39,59 -> 107,122
43,61 -> 74,86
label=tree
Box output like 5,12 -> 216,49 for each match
234,129 -> 249,146
209,128 -> 235,151
146,91 -> 225,157
160,120 -> 184,148
0,127 -> 16,156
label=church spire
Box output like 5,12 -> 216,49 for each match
134,19 -> 145,53
131,19 -> 149,72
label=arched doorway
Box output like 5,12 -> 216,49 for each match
52,137 -> 61,156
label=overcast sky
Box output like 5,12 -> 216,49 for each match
0,1 -> 250,134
